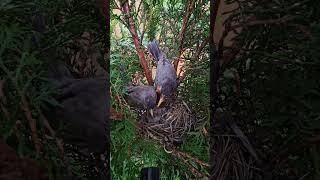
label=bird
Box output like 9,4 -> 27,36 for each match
43,64 -> 110,180
31,11 -> 109,179
125,84 -> 157,116
148,40 -> 177,107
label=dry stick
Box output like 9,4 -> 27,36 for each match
185,162 -> 207,179
173,149 -> 209,178
0,102 -> 10,120
40,113 -> 64,155
174,0 -> 195,71
173,148 -> 210,168
0,79 -> 10,120
109,88 -> 125,120
0,58 -> 42,154
195,37 -> 209,60
20,96 -> 42,154
121,2 -> 153,85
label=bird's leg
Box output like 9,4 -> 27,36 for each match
157,95 -> 165,107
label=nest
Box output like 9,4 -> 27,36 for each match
212,136 -> 264,180
212,111 -> 265,180
139,97 -> 198,145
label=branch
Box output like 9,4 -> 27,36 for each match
174,148 -> 210,168
140,11 -> 152,44
195,37 -> 209,60
20,96 -> 42,154
211,0 -> 222,87
217,15 -> 297,68
0,79 -> 10,120
173,0 -> 195,71
40,113 -> 64,156
121,2 -> 154,85
230,15 -> 295,30
170,147 -> 210,178
210,0 -> 222,176
109,89 -> 125,120
110,107 -> 124,120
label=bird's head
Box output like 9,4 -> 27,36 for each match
145,95 -> 157,109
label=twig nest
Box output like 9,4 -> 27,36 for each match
139,97 -> 197,145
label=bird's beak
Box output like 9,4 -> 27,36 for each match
149,109 -> 154,117
157,95 -> 165,107
156,85 -> 161,94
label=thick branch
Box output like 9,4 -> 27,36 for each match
211,0 -> 222,86
210,0 -> 222,177
121,2 -> 153,85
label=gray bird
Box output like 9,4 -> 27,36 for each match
44,65 -> 109,179
125,85 -> 157,116
148,40 -> 177,107
32,11 -> 109,179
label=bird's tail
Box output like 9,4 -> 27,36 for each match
31,11 -> 46,48
148,40 -> 164,62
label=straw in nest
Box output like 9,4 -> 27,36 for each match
139,97 -> 198,145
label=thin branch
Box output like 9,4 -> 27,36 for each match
110,107 -> 124,120
225,15 -> 295,36
170,147 -> 210,178
40,113 -> 64,156
20,96 -> 42,154
0,61 -> 42,154
173,0 -> 195,71
195,37 -> 209,60
140,12 -> 152,44
0,79 -> 10,120
174,148 -> 210,168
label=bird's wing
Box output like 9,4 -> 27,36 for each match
155,60 -> 177,84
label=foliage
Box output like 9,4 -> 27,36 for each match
0,0 -> 106,179
214,0 -> 320,179
111,0 -> 210,178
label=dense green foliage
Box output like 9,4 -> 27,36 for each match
110,0 -> 210,178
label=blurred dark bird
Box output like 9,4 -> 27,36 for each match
125,84 -> 157,116
148,40 -> 177,107
46,76 -> 109,179
32,11 -> 109,179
